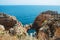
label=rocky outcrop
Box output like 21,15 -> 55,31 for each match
31,10 -> 60,40
0,13 -> 17,30
32,10 -> 60,31
24,24 -> 32,32
37,30 -> 49,40
0,13 -> 28,37
31,10 -> 52,32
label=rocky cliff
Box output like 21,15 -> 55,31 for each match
0,11 -> 60,40
31,10 -> 60,40
0,13 -> 17,30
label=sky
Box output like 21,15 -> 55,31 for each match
0,0 -> 60,5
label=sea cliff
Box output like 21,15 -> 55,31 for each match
0,10 -> 60,40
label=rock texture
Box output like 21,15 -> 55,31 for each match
0,25 -> 5,31
31,11 -> 52,32
0,13 -> 17,30
31,10 -> 60,40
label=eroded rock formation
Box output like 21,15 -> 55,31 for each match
31,10 -> 60,40
0,13 -> 17,30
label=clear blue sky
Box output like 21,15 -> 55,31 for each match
0,0 -> 60,5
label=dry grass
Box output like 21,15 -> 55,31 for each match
0,31 -> 18,40
0,31 -> 38,40
0,31 -> 56,40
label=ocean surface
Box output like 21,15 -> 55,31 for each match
0,5 -> 60,25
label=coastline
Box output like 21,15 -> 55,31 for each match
0,10 -> 60,40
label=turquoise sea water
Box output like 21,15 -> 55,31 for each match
0,5 -> 60,25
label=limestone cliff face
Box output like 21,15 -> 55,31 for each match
0,13 -> 17,30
